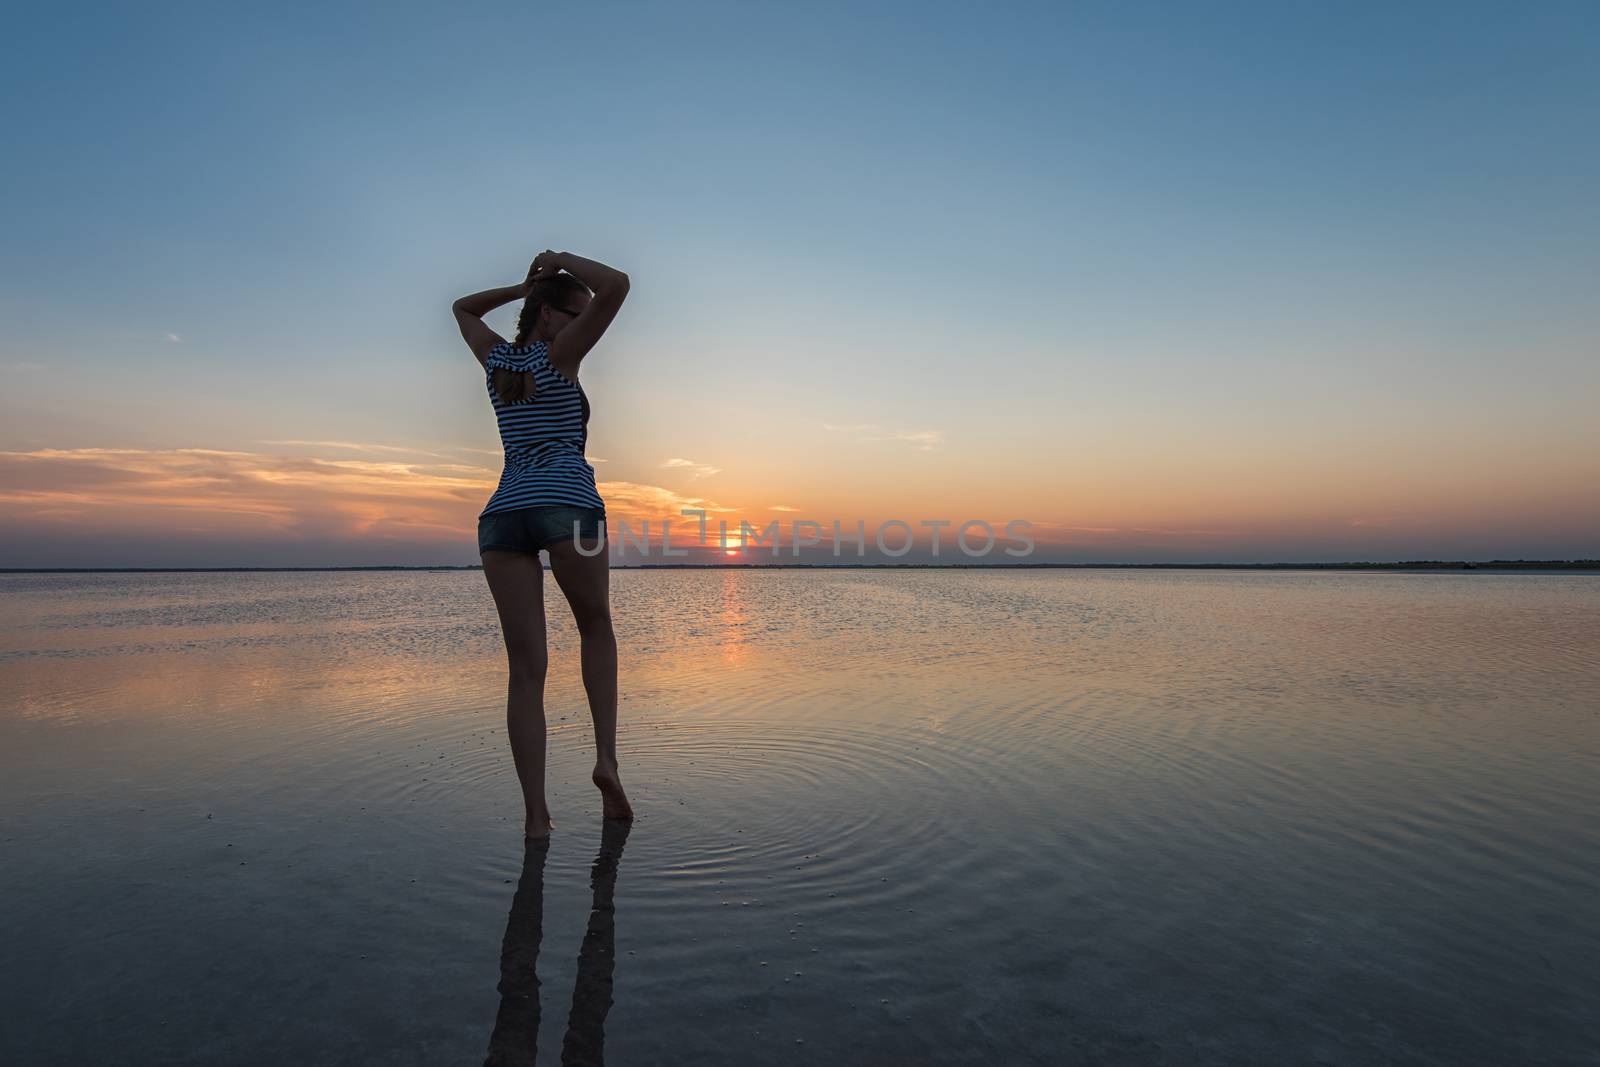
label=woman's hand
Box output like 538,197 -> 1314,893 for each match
523,249 -> 563,289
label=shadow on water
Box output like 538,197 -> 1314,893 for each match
485,818 -> 633,1067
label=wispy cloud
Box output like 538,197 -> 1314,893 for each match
257,439 -> 448,458
768,504 -> 800,512
163,332 -> 182,343
992,519 -> 1239,551
822,423 -> 945,451
0,447 -> 737,562
599,481 -> 737,517
893,430 -> 945,450
1026,521 -> 1125,535
0,447 -> 494,545
661,457 -> 723,480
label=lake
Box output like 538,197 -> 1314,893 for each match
2,569 -> 1597,1065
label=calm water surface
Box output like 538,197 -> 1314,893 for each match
2,569 -> 1597,1065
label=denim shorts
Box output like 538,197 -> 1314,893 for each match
478,506 -> 606,555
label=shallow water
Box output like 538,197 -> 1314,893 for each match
2,569 -> 1597,1065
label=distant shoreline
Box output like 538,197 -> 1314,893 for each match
4,561 -> 1598,574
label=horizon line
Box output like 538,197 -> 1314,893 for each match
3,560 -> 1598,574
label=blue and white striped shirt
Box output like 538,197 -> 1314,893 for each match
480,340 -> 604,516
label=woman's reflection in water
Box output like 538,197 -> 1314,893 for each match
485,818 -> 633,1066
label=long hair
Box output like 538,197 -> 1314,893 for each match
514,274 -> 593,347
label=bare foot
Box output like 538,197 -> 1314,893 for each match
525,811 -> 554,841
592,763 -> 634,820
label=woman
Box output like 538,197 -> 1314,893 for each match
452,249 -> 633,841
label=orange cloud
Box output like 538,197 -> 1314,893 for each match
0,448 -> 742,559
0,447 -> 487,537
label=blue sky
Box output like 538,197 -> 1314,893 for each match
2,1 -> 1597,566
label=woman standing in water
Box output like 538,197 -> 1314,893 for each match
452,249 -> 634,841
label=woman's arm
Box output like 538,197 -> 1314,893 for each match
453,282 -> 528,318
452,282 -> 530,364
538,251 -> 630,379
547,251 -> 629,296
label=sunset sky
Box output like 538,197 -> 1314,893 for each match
3,2 -> 1598,566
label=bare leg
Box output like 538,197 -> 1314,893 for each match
547,539 -> 634,820
481,549 -> 555,840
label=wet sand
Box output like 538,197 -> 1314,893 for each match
2,569 -> 1598,1064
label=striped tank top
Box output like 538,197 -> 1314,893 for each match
479,340 -> 604,517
